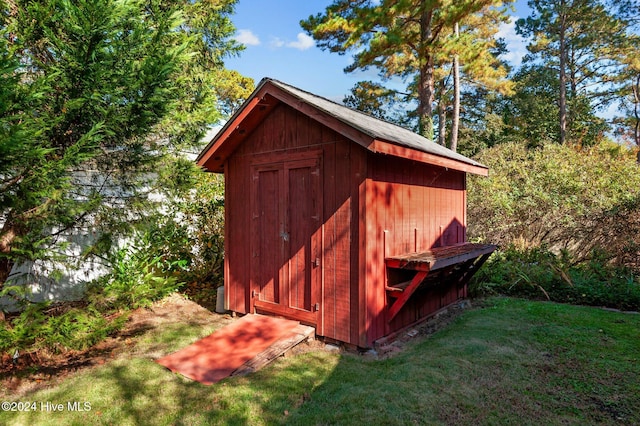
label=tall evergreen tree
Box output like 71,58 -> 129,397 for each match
516,0 -> 628,144
301,0 -> 513,141
342,81 -> 416,127
0,0 -> 251,288
609,0 -> 640,151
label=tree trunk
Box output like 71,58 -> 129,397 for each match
418,8 -> 435,140
449,22 -> 460,153
0,224 -> 17,288
0,259 -> 12,290
634,74 -> 640,152
437,89 -> 447,146
559,7 -> 568,145
567,43 -> 578,144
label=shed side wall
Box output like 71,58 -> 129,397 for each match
364,154 -> 467,345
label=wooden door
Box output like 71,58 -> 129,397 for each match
250,155 -> 322,324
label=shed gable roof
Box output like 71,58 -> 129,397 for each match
197,78 -> 488,176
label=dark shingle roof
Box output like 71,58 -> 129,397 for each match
197,78 -> 487,174
265,78 -> 485,169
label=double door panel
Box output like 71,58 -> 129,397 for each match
250,155 -> 321,324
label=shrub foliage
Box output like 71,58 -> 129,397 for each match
470,246 -> 640,310
468,142 -> 640,309
468,142 -> 640,268
141,170 -> 225,309
0,168 -> 226,355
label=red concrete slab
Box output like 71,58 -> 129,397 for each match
156,314 -> 300,385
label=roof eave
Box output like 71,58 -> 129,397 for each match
369,139 -> 489,176
196,79 -> 276,172
196,96 -> 262,172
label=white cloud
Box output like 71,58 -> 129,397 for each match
497,17 -> 528,68
287,33 -> 315,50
269,33 -> 315,51
270,37 -> 285,48
235,29 -> 260,46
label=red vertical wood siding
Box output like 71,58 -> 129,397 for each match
288,167 -> 311,311
321,140 -> 353,342
225,155 -> 250,313
363,155 -> 467,346
348,145 -> 367,346
252,166 -> 282,304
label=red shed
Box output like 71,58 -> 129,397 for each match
197,78 -> 495,348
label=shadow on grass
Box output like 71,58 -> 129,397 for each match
270,299 -> 640,425
2,299 -> 640,425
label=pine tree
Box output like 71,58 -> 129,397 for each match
516,0 -> 629,144
0,0 -> 250,288
609,0 -> 640,151
302,0 -> 513,143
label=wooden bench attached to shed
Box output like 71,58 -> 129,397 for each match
385,243 -> 497,321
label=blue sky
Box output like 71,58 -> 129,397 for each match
224,0 -> 532,103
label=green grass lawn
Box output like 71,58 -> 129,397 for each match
1,297 -> 639,425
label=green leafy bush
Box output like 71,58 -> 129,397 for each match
0,233 -> 182,355
145,169 -> 225,309
87,247 -> 183,312
0,164 -> 224,356
471,246 -> 640,311
39,307 -> 126,351
0,303 -> 127,354
468,141 -> 640,269
468,141 -> 640,310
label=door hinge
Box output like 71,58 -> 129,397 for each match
312,257 -> 320,267
313,302 -> 320,312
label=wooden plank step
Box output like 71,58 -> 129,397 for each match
156,314 -> 302,385
230,324 -> 315,376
